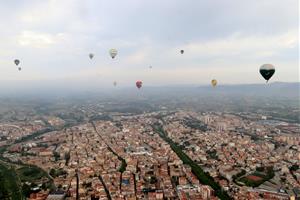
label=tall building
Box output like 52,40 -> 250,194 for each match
200,185 -> 214,200
217,122 -> 227,132
203,115 -> 211,124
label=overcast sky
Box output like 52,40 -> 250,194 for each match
0,0 -> 298,87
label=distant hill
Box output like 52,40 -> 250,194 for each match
197,82 -> 300,98
137,82 -> 300,99
0,80 -> 298,99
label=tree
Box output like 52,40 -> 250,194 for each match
22,184 -> 31,197
49,169 -> 56,177
290,164 -> 299,171
53,151 -> 60,161
64,152 -> 71,165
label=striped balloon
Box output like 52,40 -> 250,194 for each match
109,49 -> 118,59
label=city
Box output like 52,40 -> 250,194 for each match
0,84 -> 299,200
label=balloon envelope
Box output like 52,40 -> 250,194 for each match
14,59 -> 20,66
136,81 -> 142,89
109,49 -> 118,59
113,81 -> 117,86
89,53 -> 94,59
211,79 -> 217,87
180,50 -> 184,54
18,67 -> 21,71
260,64 -> 275,82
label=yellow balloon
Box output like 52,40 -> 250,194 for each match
211,79 -> 217,87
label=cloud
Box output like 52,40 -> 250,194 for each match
125,49 -> 149,64
0,0 -> 298,84
17,31 -> 66,48
180,30 -> 298,59
18,0 -> 81,25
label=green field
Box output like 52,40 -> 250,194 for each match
237,167 -> 275,187
17,166 -> 49,182
0,163 -> 23,200
17,165 -> 55,197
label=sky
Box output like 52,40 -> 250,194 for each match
0,0 -> 298,87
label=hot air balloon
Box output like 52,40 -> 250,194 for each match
89,53 -> 94,59
109,49 -> 118,59
211,79 -> 217,87
18,67 -> 21,71
136,81 -> 142,89
14,59 -> 20,66
149,66 -> 152,69
113,81 -> 117,86
260,64 -> 275,82
180,50 -> 184,54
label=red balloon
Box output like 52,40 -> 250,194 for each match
136,81 -> 142,89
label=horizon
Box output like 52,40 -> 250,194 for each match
0,81 -> 298,99
0,79 -> 299,89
